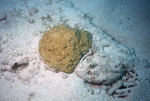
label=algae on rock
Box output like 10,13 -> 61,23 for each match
39,25 -> 92,73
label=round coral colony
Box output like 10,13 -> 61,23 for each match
39,25 -> 92,73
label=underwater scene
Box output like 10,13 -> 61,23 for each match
0,0 -> 150,101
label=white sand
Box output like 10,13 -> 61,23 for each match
0,0 -> 150,101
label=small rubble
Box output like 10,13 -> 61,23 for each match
28,7 -> 39,16
0,11 -> 7,28
0,11 -> 7,21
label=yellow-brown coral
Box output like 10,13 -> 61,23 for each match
39,25 -> 92,73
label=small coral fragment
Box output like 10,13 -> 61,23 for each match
39,25 -> 92,73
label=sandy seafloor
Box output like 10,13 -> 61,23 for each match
0,0 -> 150,101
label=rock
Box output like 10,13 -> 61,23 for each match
76,52 -> 125,85
75,31 -> 140,85
39,25 -> 92,73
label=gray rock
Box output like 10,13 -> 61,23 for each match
75,30 -> 141,85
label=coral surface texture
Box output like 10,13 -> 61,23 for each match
39,25 -> 92,73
